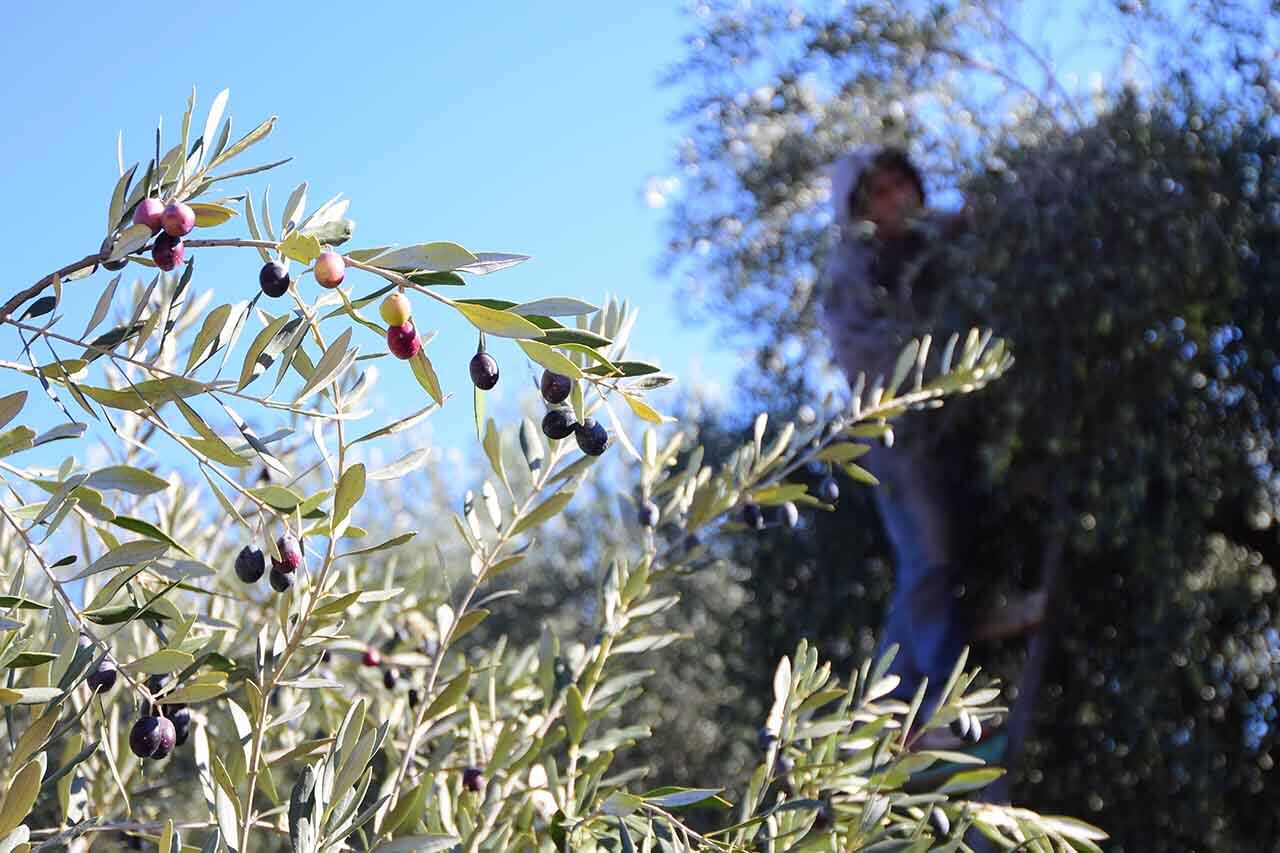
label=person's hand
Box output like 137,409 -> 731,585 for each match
941,202 -> 974,238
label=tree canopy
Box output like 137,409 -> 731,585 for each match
648,2 -> 1280,849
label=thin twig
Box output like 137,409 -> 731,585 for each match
0,238 -> 279,326
28,817 -> 292,844
2,317 -> 356,420
0,254 -> 101,322
340,256 -> 458,313
183,238 -> 279,250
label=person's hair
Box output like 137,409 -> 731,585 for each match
849,147 -> 927,217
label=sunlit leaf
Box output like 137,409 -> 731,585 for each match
331,463 -> 365,539
0,597 -> 50,611
124,649 -> 196,674
110,516 -> 190,554
514,297 -> 598,317
211,115 -> 276,167
281,181 -> 307,233
0,754 -> 44,834
0,688 -> 63,706
80,377 -> 207,412
0,391 -> 27,431
70,540 -> 169,581
368,241 -> 477,272
350,402 -> 439,445
84,465 -> 169,496
622,393 -> 668,424
4,652 -> 56,669
280,230 -> 322,265
108,162 -> 139,231
641,788 -> 727,809
106,223 -> 153,263
936,767 -> 1005,794
584,360 -> 660,377
190,202 -> 239,227
454,251 -> 530,276
0,426 -> 35,458
843,463 -> 880,486
336,531 -> 416,559
817,443 -> 872,463
453,301 -> 546,339
368,448 -> 431,480
294,327 -> 355,403
511,489 -> 575,537
518,340 -> 583,378
750,484 -> 809,505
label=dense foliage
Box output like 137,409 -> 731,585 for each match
652,1 -> 1280,849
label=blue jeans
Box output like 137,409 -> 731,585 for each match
866,441 -> 966,715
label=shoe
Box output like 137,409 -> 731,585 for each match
911,727 -> 967,751
970,589 -> 1047,642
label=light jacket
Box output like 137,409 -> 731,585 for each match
819,145 -> 946,389
820,146 -> 963,566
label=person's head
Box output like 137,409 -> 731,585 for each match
850,148 -> 925,239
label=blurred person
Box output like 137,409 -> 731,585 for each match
820,146 -> 1045,749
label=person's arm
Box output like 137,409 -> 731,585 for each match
821,241 -> 900,382
937,200 -> 974,240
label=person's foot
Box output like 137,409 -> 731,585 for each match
971,589 -> 1047,642
911,727 -> 967,751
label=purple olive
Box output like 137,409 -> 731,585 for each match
272,534 -> 302,574
133,197 -> 165,234
470,352 -> 499,390
259,262 -> 291,298
160,202 -> 195,237
540,370 -> 572,404
152,234 -> 184,272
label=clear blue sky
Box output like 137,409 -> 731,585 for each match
0,2 -> 738,471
